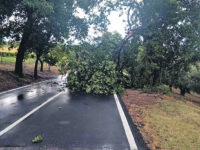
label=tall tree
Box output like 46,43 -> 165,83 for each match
1,0 -> 109,77
12,0 -> 54,77
114,0 -> 200,89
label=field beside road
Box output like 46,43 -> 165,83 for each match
122,89 -> 200,150
0,52 -> 59,93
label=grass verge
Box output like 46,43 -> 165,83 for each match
144,99 -> 200,150
0,56 -> 36,64
122,89 -> 200,150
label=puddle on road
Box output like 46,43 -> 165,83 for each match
0,75 -> 68,108
0,97 -> 17,107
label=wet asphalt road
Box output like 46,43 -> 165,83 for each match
0,76 -> 131,150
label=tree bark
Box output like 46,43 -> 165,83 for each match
115,28 -> 139,74
14,12 -> 33,77
169,84 -> 172,92
15,37 -> 26,77
179,85 -> 186,96
34,54 -> 39,79
39,57 -> 43,72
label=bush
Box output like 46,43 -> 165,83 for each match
24,52 -> 36,59
0,52 -> 17,57
0,51 -> 36,59
142,85 -> 170,95
190,71 -> 200,94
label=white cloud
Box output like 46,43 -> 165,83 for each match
108,11 -> 127,37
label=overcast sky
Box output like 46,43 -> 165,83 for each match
85,11 -> 127,44
107,11 -> 127,38
5,8 -> 128,44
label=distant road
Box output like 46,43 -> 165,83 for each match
0,75 -> 137,150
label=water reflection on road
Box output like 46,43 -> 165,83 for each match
0,75 -> 67,131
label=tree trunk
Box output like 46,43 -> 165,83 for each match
0,52 -> 2,64
34,54 -> 39,79
15,12 -> 33,77
39,57 -> 43,72
169,84 -> 172,92
179,86 -> 186,96
115,29 -> 137,74
15,39 -> 26,77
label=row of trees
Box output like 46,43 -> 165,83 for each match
0,0 -> 109,78
62,0 -> 200,95
120,0 -> 200,95
112,0 -> 200,95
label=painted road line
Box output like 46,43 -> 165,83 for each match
0,92 -> 63,137
0,79 -> 55,96
114,94 -> 138,150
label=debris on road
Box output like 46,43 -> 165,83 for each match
32,135 -> 43,143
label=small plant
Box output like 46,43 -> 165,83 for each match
142,85 -> 170,95
32,135 -> 43,143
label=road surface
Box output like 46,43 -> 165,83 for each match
0,75 -> 138,150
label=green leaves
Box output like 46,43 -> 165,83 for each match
62,42 -> 125,95
22,0 -> 53,18
32,135 -> 43,143
116,0 -> 200,89
86,61 -> 117,95
66,59 -> 119,95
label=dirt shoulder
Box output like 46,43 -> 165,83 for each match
122,89 -> 200,150
0,65 -> 59,93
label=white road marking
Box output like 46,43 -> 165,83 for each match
0,79 -> 54,96
114,94 -> 138,150
0,92 -> 63,137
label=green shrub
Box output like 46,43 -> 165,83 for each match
0,52 -> 17,57
0,51 -> 36,59
142,85 -> 170,95
24,52 -> 36,59
190,71 -> 200,94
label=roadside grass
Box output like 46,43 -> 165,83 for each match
0,55 -> 59,92
24,58 -> 36,65
0,56 -> 36,64
0,56 -> 16,63
142,85 -> 171,95
122,89 -> 200,150
143,96 -> 200,150
0,56 -> 59,75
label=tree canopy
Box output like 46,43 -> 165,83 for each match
1,0 -> 109,77
62,0 -> 200,95
109,0 -> 200,95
